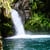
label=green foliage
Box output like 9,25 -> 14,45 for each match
25,0 -> 50,32
0,0 -> 14,7
0,0 -> 14,17
0,0 -> 14,37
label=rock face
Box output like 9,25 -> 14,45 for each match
0,39 -> 3,50
13,0 -> 31,23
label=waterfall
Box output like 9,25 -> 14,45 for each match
11,9 -> 25,35
5,9 -> 50,39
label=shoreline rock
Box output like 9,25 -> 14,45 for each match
0,36 -> 3,50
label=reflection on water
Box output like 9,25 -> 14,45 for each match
3,38 -> 50,50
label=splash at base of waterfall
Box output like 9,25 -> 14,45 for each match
6,35 -> 50,39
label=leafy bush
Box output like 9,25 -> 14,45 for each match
25,0 -> 50,32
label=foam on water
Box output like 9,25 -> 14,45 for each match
6,35 -> 50,39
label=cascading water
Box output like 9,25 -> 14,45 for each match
11,9 -> 25,35
6,9 -> 50,39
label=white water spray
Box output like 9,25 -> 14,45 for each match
6,9 -> 50,39
11,9 -> 25,35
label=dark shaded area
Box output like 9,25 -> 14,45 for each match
25,0 -> 50,32
0,8 -> 15,37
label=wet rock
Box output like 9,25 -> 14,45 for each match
13,0 -> 31,23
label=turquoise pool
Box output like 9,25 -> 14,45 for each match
3,38 -> 50,50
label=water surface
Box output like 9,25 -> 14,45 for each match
3,38 -> 50,50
